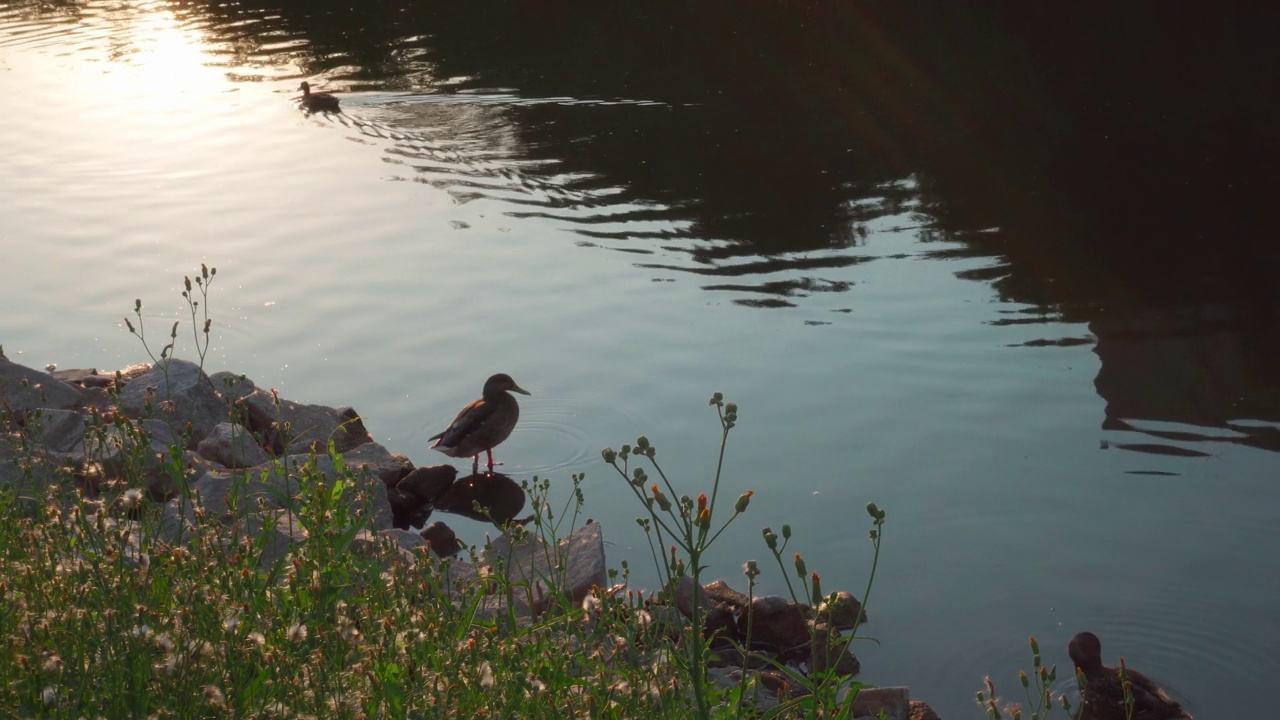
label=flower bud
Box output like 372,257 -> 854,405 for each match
793,553 -> 807,579
763,528 -> 777,550
697,508 -> 710,531
781,524 -> 792,540
734,491 -> 753,513
602,448 -> 617,464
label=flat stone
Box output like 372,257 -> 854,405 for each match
850,686 -> 910,720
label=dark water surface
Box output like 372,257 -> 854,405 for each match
2,1 -> 1277,715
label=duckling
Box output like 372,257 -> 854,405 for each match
298,81 -> 340,113
429,373 -> 530,472
1069,631 -> 1192,720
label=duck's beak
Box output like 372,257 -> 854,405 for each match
511,384 -> 531,396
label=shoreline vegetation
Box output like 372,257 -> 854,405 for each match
0,267 -> 1072,718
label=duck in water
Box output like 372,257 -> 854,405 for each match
298,81 -> 340,113
1069,631 -> 1192,720
429,373 -> 530,472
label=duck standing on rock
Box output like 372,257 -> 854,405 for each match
298,81 -> 340,113
1069,631 -> 1192,720
429,373 -> 530,473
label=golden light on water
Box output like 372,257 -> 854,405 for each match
91,3 -> 225,113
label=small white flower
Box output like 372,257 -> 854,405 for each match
154,632 -> 174,653
248,631 -> 266,647
121,488 -> 145,510
42,685 -> 58,706
479,662 -> 494,690
287,623 -> 307,644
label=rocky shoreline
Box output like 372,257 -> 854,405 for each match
0,354 -> 942,719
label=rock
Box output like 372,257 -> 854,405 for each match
809,624 -> 860,676
397,465 -> 457,500
0,356 -> 84,413
389,484 -> 434,529
907,700 -> 942,720
818,591 -> 867,629
49,368 -> 114,388
208,371 -> 255,401
422,521 -> 463,557
27,408 -> 86,453
435,471 -> 525,525
704,579 -> 750,607
481,521 -> 606,615
742,595 -> 811,652
241,389 -> 370,455
675,576 -> 721,618
850,686 -> 910,720
196,422 -> 271,469
118,359 -> 228,449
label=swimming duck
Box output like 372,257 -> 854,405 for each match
1069,631 -> 1192,720
428,373 -> 530,472
298,81 -> 340,113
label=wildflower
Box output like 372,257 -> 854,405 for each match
734,490 -> 753,513
222,613 -> 240,633
248,631 -> 266,647
479,662 -> 494,690
287,623 -> 308,643
42,654 -> 63,674
42,686 -> 58,707
203,685 -> 225,708
154,632 -> 174,653
121,488 -> 145,510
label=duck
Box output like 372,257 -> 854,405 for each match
1069,631 -> 1192,720
428,373 -> 530,472
298,81 -> 340,113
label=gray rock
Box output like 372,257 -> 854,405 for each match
0,356 -> 84,413
242,389 -> 370,455
208,371 -> 256,401
197,422 -> 271,469
481,520 -> 606,615
27,408 -> 86,453
119,359 -> 228,449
